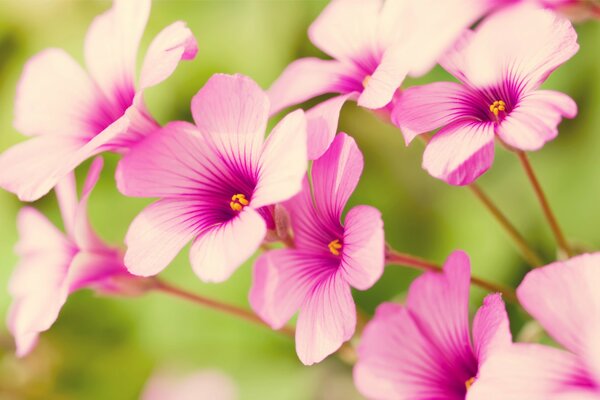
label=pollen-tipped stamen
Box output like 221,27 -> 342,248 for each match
230,193 -> 249,212
328,239 -> 343,256
465,377 -> 476,391
489,100 -> 506,118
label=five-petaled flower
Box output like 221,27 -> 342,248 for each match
250,133 -> 385,365
0,0 -> 197,202
354,251 -> 511,399
117,73 -> 308,283
393,4 -> 578,185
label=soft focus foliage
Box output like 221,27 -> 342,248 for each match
0,1 -> 600,399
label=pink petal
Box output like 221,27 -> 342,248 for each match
406,250 -> 477,375
295,272 -> 356,365
55,172 -> 78,239
252,110 -> 307,208
124,198 -> 203,277
142,370 -> 238,400
392,82 -> 479,144
472,293 -> 512,365
340,205 -> 385,290
354,303 -> 461,399
72,158 -> 106,250
311,133 -> 364,227
307,0 -> 382,64
249,249 -> 330,330
460,4 -> 578,90
423,121 -> 495,186
468,344 -> 593,400
191,74 -> 269,172
305,93 -> 353,160
516,253 -> 600,357
139,21 -> 198,90
267,58 -> 349,115
189,208 -> 267,283
439,29 -> 475,84
497,90 -> 577,151
65,250 -> 125,293
357,45 -> 408,109
84,0 -> 150,106
8,208 -> 73,357
14,48 -> 98,138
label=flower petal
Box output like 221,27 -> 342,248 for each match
305,93 -> 353,160
340,205 -> 385,290
252,110 -> 307,208
189,208 -> 267,283
139,21 -> 198,90
72,157 -> 106,250
472,293 -> 512,366
516,253 -> 600,357
295,272 -> 356,365
423,121 -> 495,186
497,90 -> 577,151
357,45 -> 408,109
460,4 -> 578,90
84,0 -> 150,106
393,82 -> 479,144
124,198 -> 205,277
250,249 -> 332,330
311,133 -> 364,227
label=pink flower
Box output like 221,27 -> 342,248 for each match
470,253 -> 600,399
268,0 -> 497,160
142,369 -> 238,400
7,158 -> 140,357
117,74 -> 307,283
0,0 -> 197,202
392,4 -> 578,185
249,133 -> 385,365
354,251 -> 511,399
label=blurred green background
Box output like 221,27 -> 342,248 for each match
0,1 -> 599,399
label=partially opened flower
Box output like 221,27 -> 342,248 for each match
0,0 -> 197,201
392,4 -> 578,185
142,369 -> 238,400
470,253 -> 600,399
268,0 -> 498,160
354,250 -> 511,399
249,133 -> 385,365
117,74 -> 307,283
7,158 -> 141,357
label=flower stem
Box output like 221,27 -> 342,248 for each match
152,278 -> 295,337
385,247 -> 518,303
468,183 -> 544,267
516,151 -> 573,259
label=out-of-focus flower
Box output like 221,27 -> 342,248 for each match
469,253 -> 600,399
142,369 -> 238,400
0,0 -> 197,202
354,251 -> 511,399
531,0 -> 600,21
7,158 -> 144,358
268,0 -> 498,160
117,74 -> 307,283
250,133 -> 384,365
392,4 -> 578,185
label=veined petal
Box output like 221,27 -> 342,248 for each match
516,253 -> 600,357
14,48 -> 98,138
393,82 -> 479,145
189,208 -> 267,283
268,58 -> 350,115
84,0 -> 150,107
357,44 -> 408,109
296,272 -> 356,365
423,121 -> 495,186
311,133 -> 364,227
305,93 -> 353,160
472,293 -> 512,365
139,21 -> 198,90
191,74 -> 269,174
252,110 -> 307,208
72,158 -> 105,251
249,249 -> 333,330
340,205 -> 385,290
124,198 -> 206,277
65,250 -> 125,293
497,90 -> 577,151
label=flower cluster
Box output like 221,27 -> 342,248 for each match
1,0 -> 598,398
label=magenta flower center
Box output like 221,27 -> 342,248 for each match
230,193 -> 249,212
327,239 -> 343,256
465,376 -> 476,391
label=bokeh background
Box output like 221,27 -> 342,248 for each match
0,1 -> 599,399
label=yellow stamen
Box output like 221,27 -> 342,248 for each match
230,193 -> 249,211
489,100 -> 507,118
328,239 -> 342,256
465,377 -> 476,391
362,75 -> 371,88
